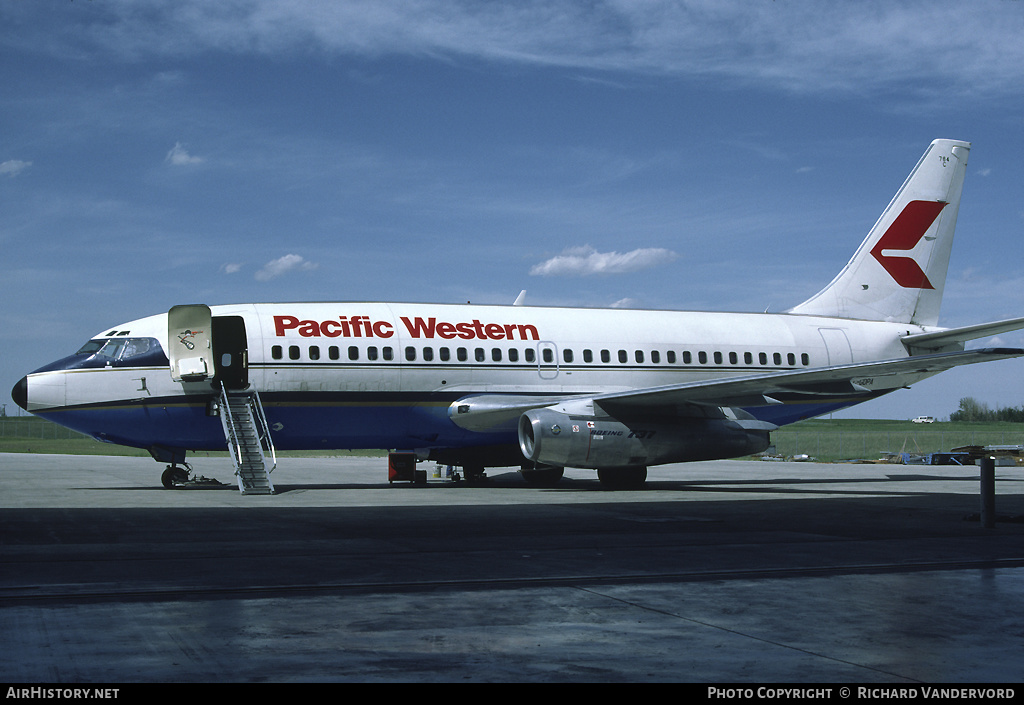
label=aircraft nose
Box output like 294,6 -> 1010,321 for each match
12,376 -> 28,411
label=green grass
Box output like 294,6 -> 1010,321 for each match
0,417 -> 385,458
770,418 -> 1023,462
2,415 -> 1020,463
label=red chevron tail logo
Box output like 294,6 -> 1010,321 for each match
869,200 -> 947,289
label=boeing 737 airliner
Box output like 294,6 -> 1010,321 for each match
12,139 -> 1024,492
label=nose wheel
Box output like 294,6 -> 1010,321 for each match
160,463 -> 191,489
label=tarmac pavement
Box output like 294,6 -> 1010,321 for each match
1,453 -> 1023,682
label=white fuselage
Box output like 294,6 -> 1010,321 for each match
20,301 -> 934,460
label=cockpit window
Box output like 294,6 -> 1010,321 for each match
75,340 -> 106,356
75,337 -> 166,366
32,337 -> 168,375
96,339 -> 128,359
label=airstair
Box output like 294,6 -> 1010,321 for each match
218,386 -> 276,495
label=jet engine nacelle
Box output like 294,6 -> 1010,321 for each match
518,407 -> 770,469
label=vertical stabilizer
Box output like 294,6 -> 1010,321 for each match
788,139 -> 970,326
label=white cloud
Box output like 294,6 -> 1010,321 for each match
32,1 -> 1024,101
255,254 -> 318,281
530,245 -> 677,276
0,160 -> 32,177
222,262 -> 243,274
165,142 -> 204,166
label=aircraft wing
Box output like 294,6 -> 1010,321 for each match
449,347 -> 1024,431
594,347 -> 1024,410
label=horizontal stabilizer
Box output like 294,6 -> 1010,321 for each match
902,316 -> 1024,351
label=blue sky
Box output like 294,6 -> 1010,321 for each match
2,1 -> 1023,420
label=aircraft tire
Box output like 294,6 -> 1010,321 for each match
463,463 -> 488,485
597,466 -> 647,490
520,466 -> 564,487
161,466 -> 188,489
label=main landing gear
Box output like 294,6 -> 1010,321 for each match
461,463 -> 488,485
462,464 -> 567,487
519,465 -> 565,487
460,464 -> 646,489
597,466 -> 648,490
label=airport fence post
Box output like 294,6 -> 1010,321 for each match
980,456 -> 996,529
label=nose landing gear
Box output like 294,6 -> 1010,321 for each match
161,463 -> 191,489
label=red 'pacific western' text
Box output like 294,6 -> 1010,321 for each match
273,315 -> 540,341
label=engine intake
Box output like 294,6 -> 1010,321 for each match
518,407 -> 769,469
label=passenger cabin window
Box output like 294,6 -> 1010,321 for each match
525,348 -> 535,363
272,345 -> 282,360
583,349 -> 593,363
563,349 -> 573,363
601,350 -> 610,363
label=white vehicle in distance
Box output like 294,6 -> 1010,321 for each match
912,416 -> 937,423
